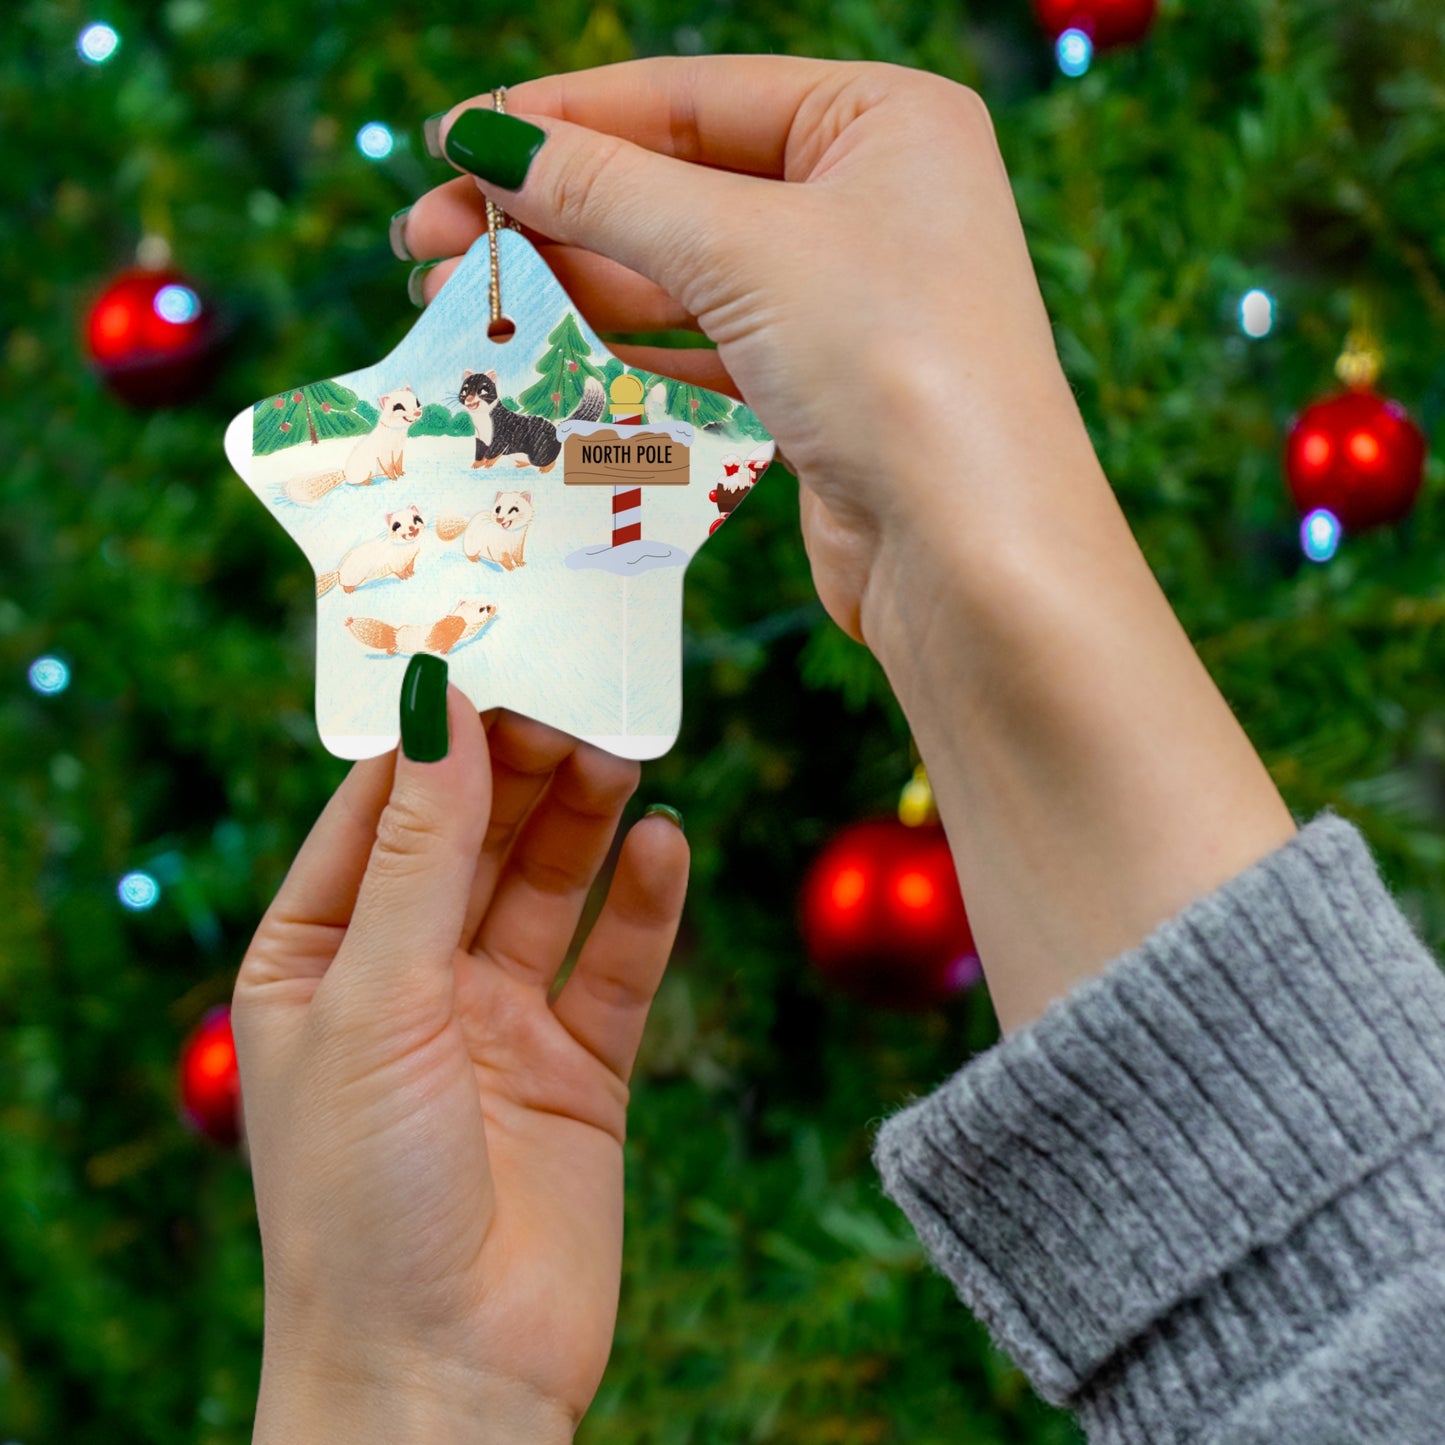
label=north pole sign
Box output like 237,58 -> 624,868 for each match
562,429 -> 691,486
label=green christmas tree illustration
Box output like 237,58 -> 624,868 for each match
651,376 -> 735,430
517,312 -> 604,418
252,381 -> 374,455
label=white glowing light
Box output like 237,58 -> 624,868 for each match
78,23 -> 120,64
356,122 -> 395,160
154,284 -> 201,324
1240,289 -> 1275,339
1057,28 -> 1093,77
118,871 -> 161,911
1301,508 -> 1342,563
28,657 -> 70,695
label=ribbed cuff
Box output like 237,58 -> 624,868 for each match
870,810 -> 1445,1430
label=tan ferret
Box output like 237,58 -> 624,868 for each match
316,505 -> 425,597
345,598 -> 498,657
284,386 -> 423,505
434,490 -> 533,570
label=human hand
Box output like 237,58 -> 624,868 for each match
399,56 -> 1102,649
232,676 -> 689,1443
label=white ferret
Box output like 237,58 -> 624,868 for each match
434,491 -> 533,570
315,504 -> 425,598
284,386 -> 424,505
344,599 -> 498,657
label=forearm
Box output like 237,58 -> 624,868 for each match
860,420 -> 1296,1034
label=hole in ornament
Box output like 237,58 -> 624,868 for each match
487,316 -> 516,343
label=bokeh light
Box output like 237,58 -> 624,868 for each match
1056,29 -> 1093,77
356,122 -> 395,160
1239,288 -> 1275,338
78,23 -> 120,64
1301,508 -> 1342,563
153,284 -> 201,324
118,871 -> 161,911
28,657 -> 70,695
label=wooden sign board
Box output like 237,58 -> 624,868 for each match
563,429 -> 691,486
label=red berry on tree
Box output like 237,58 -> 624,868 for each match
273,396 -> 285,408
280,421 -> 291,432
568,360 -> 578,372
321,401 -> 332,413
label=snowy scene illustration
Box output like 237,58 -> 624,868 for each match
223,227 -> 775,762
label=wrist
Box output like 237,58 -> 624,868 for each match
254,1345 -> 575,1445
856,435 -> 1294,1033
856,398 -> 1117,699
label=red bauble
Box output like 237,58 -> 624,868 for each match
1034,0 -> 1157,47
1285,388 -> 1427,533
85,268 -> 217,407
800,818 -> 981,1010
178,1005 -> 242,1148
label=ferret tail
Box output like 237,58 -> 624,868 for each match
284,469 -> 346,506
434,514 -> 470,541
316,570 -> 340,598
570,375 -> 607,424
344,616 -> 399,654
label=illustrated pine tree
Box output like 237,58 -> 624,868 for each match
252,381 -> 374,455
650,376 -> 736,430
517,311 -> 606,418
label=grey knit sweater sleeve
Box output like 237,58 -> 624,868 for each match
870,811 -> 1445,1443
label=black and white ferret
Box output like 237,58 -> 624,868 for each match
458,369 -> 606,472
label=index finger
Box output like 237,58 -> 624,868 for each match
472,55 -> 847,180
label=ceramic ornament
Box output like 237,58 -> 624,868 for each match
223,227 -> 775,762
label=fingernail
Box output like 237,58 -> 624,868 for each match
389,206 -> 413,262
400,654 -> 449,762
423,112 -> 446,159
407,260 -> 441,308
644,803 -> 684,835
443,107 -> 546,192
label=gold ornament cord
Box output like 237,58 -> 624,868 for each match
485,87 -> 518,339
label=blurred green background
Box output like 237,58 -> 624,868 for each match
4,0 -> 1445,1440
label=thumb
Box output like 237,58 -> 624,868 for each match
326,657 -> 490,1021
436,103 -> 766,320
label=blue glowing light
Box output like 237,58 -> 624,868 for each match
356,122 -> 395,160
1240,288 -> 1275,339
153,284 -> 201,324
118,871 -> 161,911
28,657 -> 70,695
78,23 -> 120,64
1301,508 -> 1342,563
1056,28 -> 1093,77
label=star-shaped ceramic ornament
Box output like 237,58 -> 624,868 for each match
223,227 -> 774,761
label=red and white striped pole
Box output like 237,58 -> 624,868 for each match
611,485 -> 643,546
608,374 -> 647,548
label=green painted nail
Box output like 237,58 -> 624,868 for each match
443,107 -> 546,192
644,803 -> 685,834
407,260 -> 441,308
388,206 -> 413,262
423,112 -> 446,159
400,654 -> 449,762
